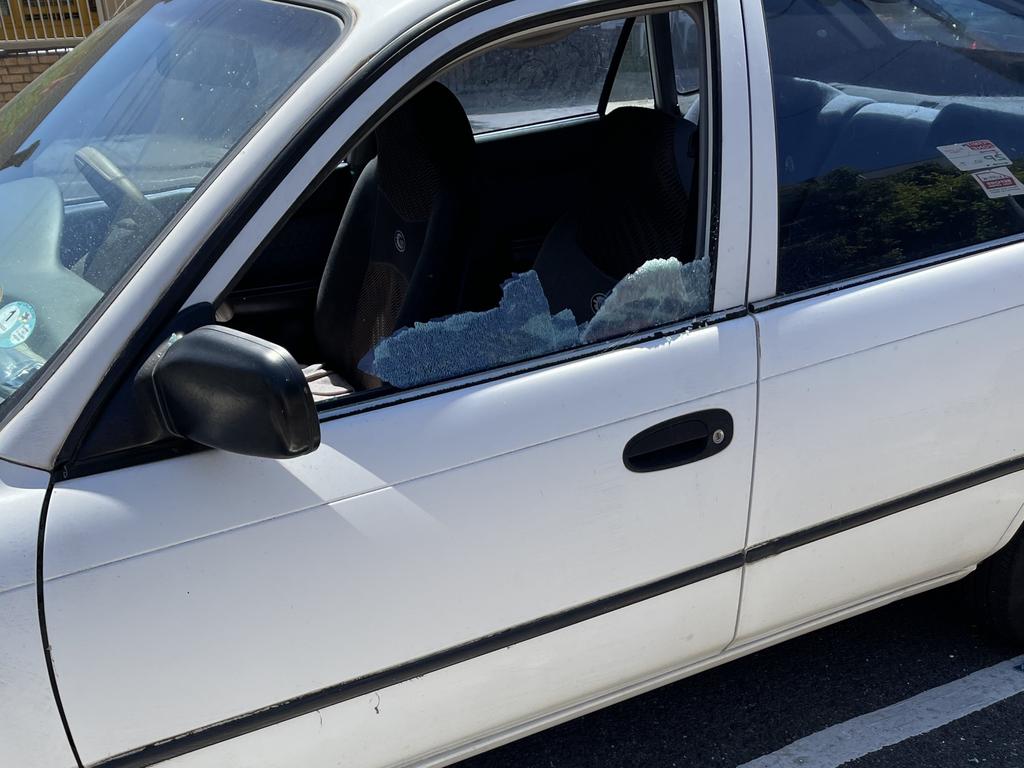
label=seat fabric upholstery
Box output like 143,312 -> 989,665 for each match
315,82 -> 475,388
533,107 -> 698,323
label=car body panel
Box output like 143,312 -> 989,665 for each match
157,567 -> 972,768
751,241 -> 1024,542
44,318 -> 758,764
739,0 -> 777,303
159,574 -> 741,768
739,234 -> 1024,638
737,473 -> 1024,642
0,460 -> 75,768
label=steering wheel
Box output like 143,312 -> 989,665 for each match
74,145 -> 161,225
73,146 -> 166,291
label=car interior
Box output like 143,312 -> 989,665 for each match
215,10 -> 709,401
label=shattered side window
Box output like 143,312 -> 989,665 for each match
361,257 -> 712,390
236,10 -> 712,405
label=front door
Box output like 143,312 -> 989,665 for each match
44,315 -> 757,766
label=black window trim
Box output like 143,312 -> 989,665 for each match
598,14 -> 638,114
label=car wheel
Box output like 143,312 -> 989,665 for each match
974,526 -> 1024,643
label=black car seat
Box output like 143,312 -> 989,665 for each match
532,106 -> 698,323
315,82 -> 475,389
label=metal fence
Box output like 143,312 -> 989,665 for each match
0,0 -> 127,51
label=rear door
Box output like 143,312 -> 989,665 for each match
738,0 -> 1024,643
40,3 -> 759,766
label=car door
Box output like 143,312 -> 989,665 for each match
0,460 -> 77,768
39,2 -> 758,767
735,0 -> 1024,644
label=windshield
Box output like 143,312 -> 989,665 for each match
0,0 -> 341,410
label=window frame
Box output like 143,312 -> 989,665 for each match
193,1 -> 745,421
58,0 -> 752,476
235,3 -> 731,424
220,1 -> 740,406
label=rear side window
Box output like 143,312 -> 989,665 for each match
765,0 -> 1024,294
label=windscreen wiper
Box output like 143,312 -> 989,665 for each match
0,140 -> 39,171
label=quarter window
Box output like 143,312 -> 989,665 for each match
765,0 -> 1024,294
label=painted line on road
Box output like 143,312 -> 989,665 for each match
737,654 -> 1024,768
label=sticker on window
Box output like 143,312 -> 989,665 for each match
971,168 -> 1024,199
938,140 -> 1012,172
0,301 -> 36,348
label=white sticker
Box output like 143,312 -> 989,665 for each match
938,140 -> 1013,171
972,168 -> 1024,199
0,301 -> 35,349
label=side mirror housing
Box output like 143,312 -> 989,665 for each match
141,326 -> 319,459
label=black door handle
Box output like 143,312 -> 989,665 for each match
622,409 -> 733,473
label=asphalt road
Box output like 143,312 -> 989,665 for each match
457,581 -> 1024,768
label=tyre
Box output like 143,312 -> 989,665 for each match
974,525 -> 1024,643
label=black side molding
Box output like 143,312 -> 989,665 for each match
88,450 -> 1024,768
747,452 -> 1024,563
93,552 -> 745,768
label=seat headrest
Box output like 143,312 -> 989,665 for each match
575,107 -> 696,278
375,82 -> 474,222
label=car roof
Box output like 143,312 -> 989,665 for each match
340,0 -> 475,40
334,0 -> 624,59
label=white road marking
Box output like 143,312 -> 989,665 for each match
738,654 -> 1024,768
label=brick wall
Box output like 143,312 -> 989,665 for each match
0,50 -> 67,107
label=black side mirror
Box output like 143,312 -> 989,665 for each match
140,326 -> 320,459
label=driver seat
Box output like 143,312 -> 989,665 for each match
314,82 -> 476,390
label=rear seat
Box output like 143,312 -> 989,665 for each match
929,103 -> 1024,158
784,76 -> 1024,180
774,77 -> 872,185
818,102 -> 940,175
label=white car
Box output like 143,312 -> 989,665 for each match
3,0 -> 1024,766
